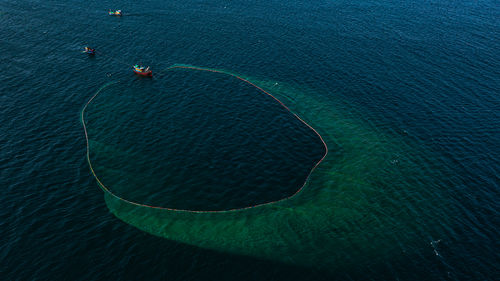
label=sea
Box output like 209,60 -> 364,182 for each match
0,0 -> 499,280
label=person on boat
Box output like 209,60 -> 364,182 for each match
133,65 -> 152,76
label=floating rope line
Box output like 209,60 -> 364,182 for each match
81,65 -> 328,213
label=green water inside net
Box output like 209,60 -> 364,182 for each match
83,64 -> 456,270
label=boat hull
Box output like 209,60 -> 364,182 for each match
133,70 -> 152,77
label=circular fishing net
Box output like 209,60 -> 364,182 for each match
82,65 -> 453,270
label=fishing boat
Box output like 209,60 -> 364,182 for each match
84,47 -> 95,55
133,65 -> 152,77
108,10 -> 122,16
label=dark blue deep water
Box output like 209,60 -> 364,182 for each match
1,0 -> 499,280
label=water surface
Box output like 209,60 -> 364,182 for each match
1,0 -> 499,280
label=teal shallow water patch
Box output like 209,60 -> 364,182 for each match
83,65 -> 454,270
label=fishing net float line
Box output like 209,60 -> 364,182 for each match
82,64 -> 328,213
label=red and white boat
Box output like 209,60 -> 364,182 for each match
133,65 -> 152,77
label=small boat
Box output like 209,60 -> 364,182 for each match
133,65 -> 152,77
108,10 -> 122,16
84,47 -> 96,55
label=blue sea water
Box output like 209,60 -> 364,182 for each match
1,0 -> 499,280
